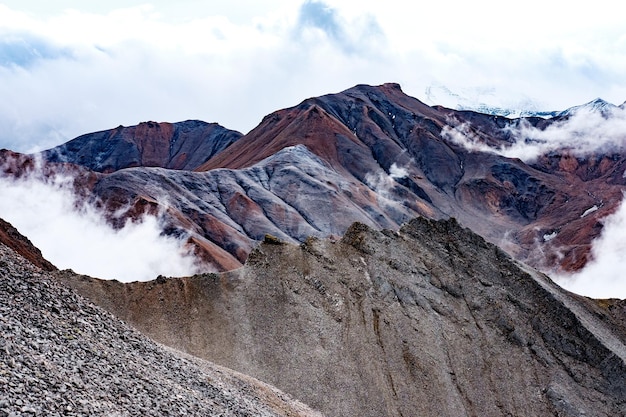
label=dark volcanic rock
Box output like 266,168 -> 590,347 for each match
59,217 -> 626,417
0,239 -> 322,417
40,120 -> 242,172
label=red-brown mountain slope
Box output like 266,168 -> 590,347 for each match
41,120 -> 242,172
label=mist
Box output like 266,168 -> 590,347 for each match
554,194 -> 626,299
504,107 -> 626,161
365,163 -> 409,200
441,106 -> 626,299
0,173 -> 201,282
445,105 -> 626,163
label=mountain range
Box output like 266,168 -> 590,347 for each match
2,83 -> 626,415
5,82 -> 625,275
423,83 -> 626,119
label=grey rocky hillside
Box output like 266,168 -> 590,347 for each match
61,217 -> 626,417
0,242 -> 322,417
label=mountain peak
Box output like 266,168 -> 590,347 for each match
349,82 -> 403,92
423,83 -> 558,118
558,97 -> 619,117
39,120 -> 243,172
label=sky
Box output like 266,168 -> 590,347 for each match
1,0 -> 626,152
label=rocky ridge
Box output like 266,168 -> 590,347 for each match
0,237 -> 322,417
59,217 -> 626,417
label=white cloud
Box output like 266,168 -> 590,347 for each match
0,172 -> 201,282
388,163 -> 408,179
364,169 -> 395,201
555,194 -> 626,299
443,106 -> 626,162
503,107 -> 626,161
364,163 -> 414,218
441,121 -> 494,154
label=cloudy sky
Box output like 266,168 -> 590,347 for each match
1,0 -> 626,152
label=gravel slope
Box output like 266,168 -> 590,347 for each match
0,242 -> 322,417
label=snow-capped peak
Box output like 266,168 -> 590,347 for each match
423,83 -> 557,119
557,98 -> 619,118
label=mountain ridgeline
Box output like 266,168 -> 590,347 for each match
41,120 -> 242,172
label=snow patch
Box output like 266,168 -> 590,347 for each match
580,205 -> 599,218
543,231 -> 558,242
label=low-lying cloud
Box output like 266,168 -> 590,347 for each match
442,106 -> 626,299
0,173 -> 201,282
444,105 -> 626,162
365,163 -> 408,198
554,194 -> 626,299
505,107 -> 626,161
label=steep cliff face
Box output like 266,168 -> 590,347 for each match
59,217 -> 626,417
40,120 -> 242,172
0,238 -> 322,417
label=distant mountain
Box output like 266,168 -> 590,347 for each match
424,83 -> 558,118
457,104 -> 559,119
557,98 -> 620,118
8,83 -> 626,277
40,120 -> 242,172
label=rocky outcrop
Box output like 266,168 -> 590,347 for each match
58,217 -> 626,417
40,120 -> 242,172
0,241 -> 322,417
